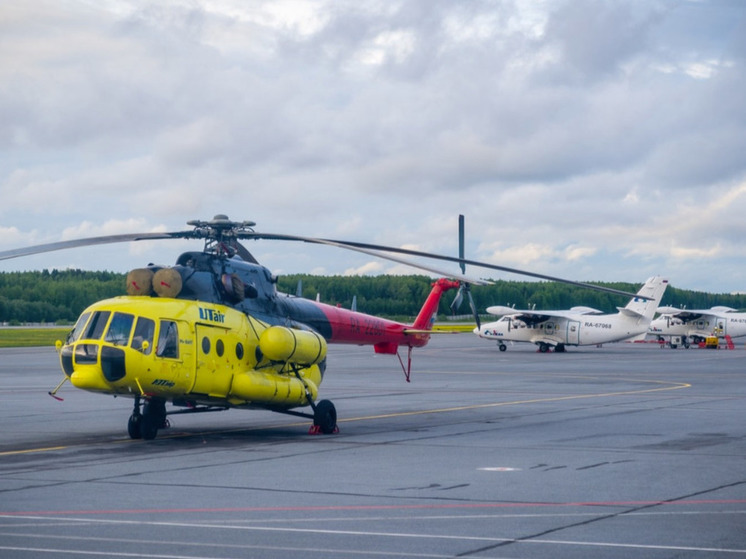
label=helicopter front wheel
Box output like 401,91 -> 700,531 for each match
311,399 -> 338,434
128,412 -> 143,439
140,398 -> 168,440
128,396 -> 143,439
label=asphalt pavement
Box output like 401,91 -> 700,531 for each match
1,335 -> 745,558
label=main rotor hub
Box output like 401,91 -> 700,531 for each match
186,214 -> 256,258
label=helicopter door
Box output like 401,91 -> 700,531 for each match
193,325 -> 233,398
152,319 -> 192,392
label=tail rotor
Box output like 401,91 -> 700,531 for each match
450,215 -> 481,329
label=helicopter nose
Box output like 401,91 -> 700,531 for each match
70,367 -> 112,392
66,344 -> 126,391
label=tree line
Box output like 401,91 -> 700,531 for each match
1,270 -> 744,324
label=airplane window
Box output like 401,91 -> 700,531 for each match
84,311 -> 111,340
67,312 -> 91,343
156,320 -> 179,358
105,313 -> 135,346
216,339 -> 224,357
202,336 -> 210,354
132,317 -> 155,355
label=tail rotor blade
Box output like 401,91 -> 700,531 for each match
467,288 -> 481,330
450,285 -> 464,314
458,214 -> 465,275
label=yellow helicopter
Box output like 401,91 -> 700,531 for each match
0,215 -> 645,440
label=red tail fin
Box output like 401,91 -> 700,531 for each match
412,278 -> 461,330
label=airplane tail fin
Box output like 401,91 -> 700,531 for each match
619,276 -> 668,320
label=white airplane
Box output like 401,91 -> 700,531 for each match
649,306 -> 746,348
474,276 -> 668,352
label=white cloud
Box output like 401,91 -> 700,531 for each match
1,0 -> 746,293
343,261 -> 384,276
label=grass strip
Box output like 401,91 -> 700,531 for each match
0,328 -> 70,348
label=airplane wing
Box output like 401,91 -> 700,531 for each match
486,306 -> 601,317
654,307 -> 734,322
484,306 -> 600,327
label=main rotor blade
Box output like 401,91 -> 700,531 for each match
331,239 -> 650,299
243,232 -> 648,299
309,238 -> 492,286
0,232 -> 182,261
1,221 -> 649,301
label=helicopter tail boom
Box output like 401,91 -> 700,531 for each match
309,278 -> 460,352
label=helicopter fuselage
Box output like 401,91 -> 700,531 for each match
55,250 -> 458,439
59,296 -> 325,410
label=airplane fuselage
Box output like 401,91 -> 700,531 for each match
649,312 -> 746,341
475,313 -> 648,351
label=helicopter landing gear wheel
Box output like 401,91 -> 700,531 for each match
538,343 -> 550,353
128,412 -> 143,439
310,399 -> 338,435
141,398 -> 167,441
498,343 -> 507,352
128,396 -> 143,439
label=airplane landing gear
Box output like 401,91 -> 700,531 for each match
498,343 -> 507,352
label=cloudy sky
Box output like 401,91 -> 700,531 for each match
2,0 -> 745,295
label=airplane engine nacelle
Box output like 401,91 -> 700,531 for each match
230,366 -> 321,406
259,326 -> 326,366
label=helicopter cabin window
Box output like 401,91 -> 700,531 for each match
156,320 -> 179,359
216,339 -> 224,357
235,342 -> 244,360
201,336 -> 210,354
84,311 -> 111,340
105,313 -> 135,346
132,317 -> 155,355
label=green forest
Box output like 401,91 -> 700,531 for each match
1,269 -> 744,325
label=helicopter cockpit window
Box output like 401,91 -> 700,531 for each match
105,313 -> 135,346
67,312 -> 91,344
83,311 -> 111,340
156,320 -> 179,359
132,317 -> 155,355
